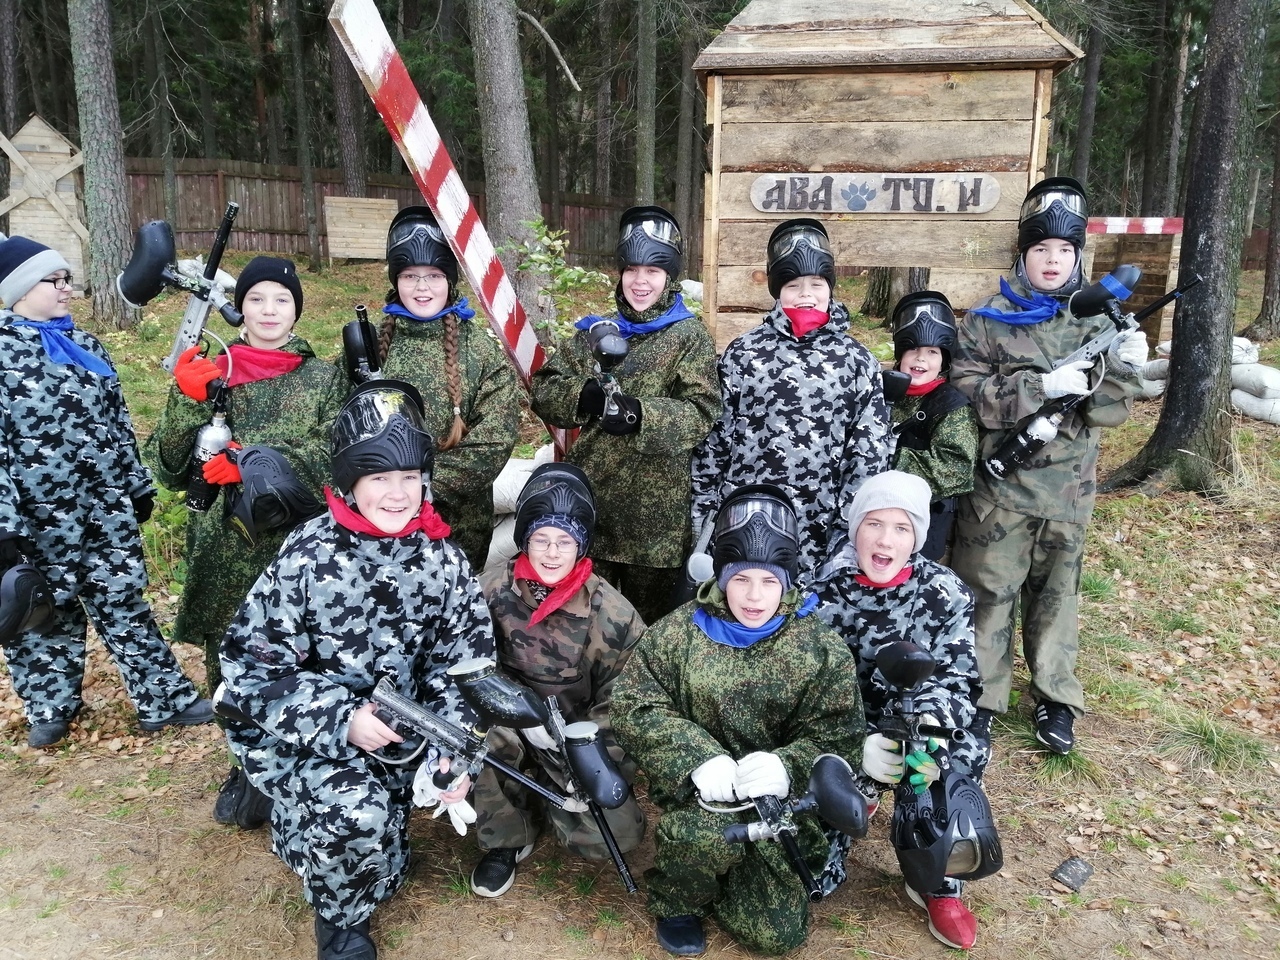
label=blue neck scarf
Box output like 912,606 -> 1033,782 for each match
383,296 -> 476,324
9,315 -> 116,378
575,294 -> 694,340
693,592 -> 818,648
967,277 -> 1061,325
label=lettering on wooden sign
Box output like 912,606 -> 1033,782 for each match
752,174 -> 1002,215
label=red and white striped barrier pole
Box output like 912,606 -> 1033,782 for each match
328,0 -> 570,455
1087,217 -> 1184,235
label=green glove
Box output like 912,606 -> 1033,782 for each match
905,749 -> 941,795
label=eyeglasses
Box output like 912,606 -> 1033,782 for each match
40,275 -> 73,290
398,271 -> 448,287
527,536 -> 578,554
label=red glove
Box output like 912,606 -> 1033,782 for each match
202,443 -> 243,485
174,345 -> 223,402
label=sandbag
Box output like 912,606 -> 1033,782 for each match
490,444 -> 556,514
1230,388 -> 1280,425
1233,337 -> 1260,365
1231,363 -> 1280,400
483,515 -> 520,574
1142,358 -> 1170,381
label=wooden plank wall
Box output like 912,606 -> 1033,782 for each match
7,126 -> 87,294
706,68 -> 1047,349
124,158 -> 630,270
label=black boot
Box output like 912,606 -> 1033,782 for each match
315,913 -> 376,960
655,915 -> 706,956
213,767 -> 272,829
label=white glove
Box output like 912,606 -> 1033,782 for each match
861,733 -> 905,785
412,761 -> 478,836
522,725 -> 558,751
561,795 -> 590,813
735,751 -> 790,799
691,754 -> 739,803
1041,359 -> 1096,399
1109,329 -> 1148,368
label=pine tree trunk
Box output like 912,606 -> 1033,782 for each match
150,10 -> 178,227
198,69 -> 218,159
465,0 -> 551,335
1104,0 -> 1266,495
327,22 -> 367,198
288,0 -> 321,272
861,267 -> 891,318
1162,10 -> 1193,215
634,0 -> 656,203
67,0 -> 135,328
1240,125 -> 1280,341
1072,25 -> 1104,186
0,0 -> 17,233
593,1 -> 613,198
673,32 -> 697,246
1139,0 -> 1168,215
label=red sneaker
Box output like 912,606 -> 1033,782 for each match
905,884 -> 978,950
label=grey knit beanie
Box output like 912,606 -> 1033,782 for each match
844,471 -> 931,556
0,234 -> 72,310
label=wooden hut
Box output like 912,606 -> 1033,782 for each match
0,116 -> 87,296
694,0 -> 1082,348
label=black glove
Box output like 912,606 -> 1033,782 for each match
578,379 -> 607,419
0,533 -> 29,569
132,493 -> 155,525
600,393 -> 642,435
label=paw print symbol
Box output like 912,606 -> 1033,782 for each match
841,181 -> 877,212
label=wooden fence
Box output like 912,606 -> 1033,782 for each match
124,157 -> 632,270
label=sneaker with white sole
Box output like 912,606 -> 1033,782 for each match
1034,700 -> 1075,754
469,843 -> 534,898
905,883 -> 978,950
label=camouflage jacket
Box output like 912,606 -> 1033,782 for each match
812,539 -> 981,733
221,512 -> 495,767
530,316 -> 721,567
691,303 -> 893,581
341,315 -> 523,568
0,311 -> 151,595
480,560 -> 644,775
891,387 -> 979,501
953,280 -> 1140,522
147,337 -> 345,646
612,592 -> 864,809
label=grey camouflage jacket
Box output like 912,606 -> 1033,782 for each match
691,303 -> 893,579
953,281 -> 1141,523
220,512 -> 495,767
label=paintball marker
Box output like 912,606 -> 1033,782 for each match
585,319 -> 635,425
116,201 -> 244,373
874,641 -> 1002,896
703,754 -> 868,903
450,658 -> 638,893
342,305 -> 384,383
983,266 -> 1203,480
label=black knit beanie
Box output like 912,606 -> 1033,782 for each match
234,256 -> 304,314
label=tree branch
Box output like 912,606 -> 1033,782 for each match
516,9 -> 581,93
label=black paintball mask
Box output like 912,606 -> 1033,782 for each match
513,463 -> 598,556
891,768 -> 1004,895
767,218 -> 836,300
0,558 -> 55,646
330,379 -> 435,497
226,446 -> 324,547
710,484 -> 801,586
386,205 -> 459,293
892,290 -> 958,373
616,205 -> 682,277
1014,177 -> 1088,297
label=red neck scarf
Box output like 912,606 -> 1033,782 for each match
514,554 -> 594,626
905,377 -> 946,397
215,342 -> 305,387
324,486 -> 452,539
782,306 -> 829,337
854,564 -> 914,589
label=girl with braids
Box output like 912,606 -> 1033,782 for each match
342,206 -> 523,570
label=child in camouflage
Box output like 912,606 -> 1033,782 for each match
341,205 -> 522,570
886,292 -> 979,561
949,177 -> 1146,756
531,205 -> 721,624
149,255 -> 345,826
0,233 -> 213,748
614,484 -> 864,956
812,470 -> 988,950
219,379 -> 495,960
691,217 -> 892,583
469,462 -> 647,898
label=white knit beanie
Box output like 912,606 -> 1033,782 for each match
844,471 -> 931,556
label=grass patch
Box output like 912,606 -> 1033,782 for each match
1157,712 -> 1269,774
596,908 -> 624,928
1153,609 -> 1204,635
1080,570 -> 1117,602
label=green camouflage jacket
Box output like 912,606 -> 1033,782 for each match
891,390 -> 980,500
341,315 -> 523,569
952,280 -> 1141,523
612,588 -> 864,809
529,317 -> 722,568
147,337 -> 345,647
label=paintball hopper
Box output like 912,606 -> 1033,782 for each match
562,721 -> 630,809
808,754 -> 868,839
117,220 -> 178,307
449,658 -> 551,729
586,319 -> 628,370
1069,263 -> 1141,319
875,640 -> 938,693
